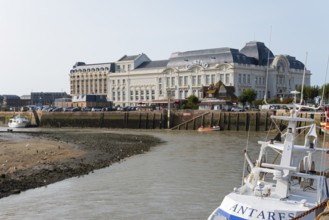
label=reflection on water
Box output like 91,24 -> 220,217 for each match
0,129 -> 277,219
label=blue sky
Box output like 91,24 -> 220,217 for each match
1,0 -> 328,96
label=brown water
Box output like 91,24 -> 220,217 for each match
0,129 -> 267,220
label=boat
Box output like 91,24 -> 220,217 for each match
198,126 -> 220,132
320,122 -> 329,134
8,115 -> 30,128
207,99 -> 329,219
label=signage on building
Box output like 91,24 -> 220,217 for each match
186,59 -> 208,69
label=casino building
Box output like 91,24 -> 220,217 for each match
69,41 -> 310,107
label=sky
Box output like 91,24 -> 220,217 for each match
1,0 -> 329,96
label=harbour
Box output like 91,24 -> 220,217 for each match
0,129 -> 263,220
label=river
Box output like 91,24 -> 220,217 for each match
0,129 -> 267,220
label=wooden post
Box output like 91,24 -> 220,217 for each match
236,113 -> 240,131
193,119 -> 196,130
139,113 -> 142,129
152,113 -> 155,129
185,121 -> 188,130
245,113 -> 250,131
227,113 -> 231,130
146,113 -> 149,129
256,113 -> 260,131
160,113 -> 163,129
265,112 -> 269,131
210,112 -> 213,127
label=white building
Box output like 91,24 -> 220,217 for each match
69,41 -> 311,107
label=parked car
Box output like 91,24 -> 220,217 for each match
231,107 -> 244,112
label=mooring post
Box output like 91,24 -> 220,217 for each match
227,113 -> 231,130
139,113 -> 142,129
265,112 -> 269,131
245,113 -> 250,131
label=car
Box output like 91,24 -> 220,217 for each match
231,107 -> 244,112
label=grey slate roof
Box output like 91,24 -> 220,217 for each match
167,47 -> 255,68
285,55 -> 305,70
240,41 -> 274,66
136,60 -> 169,69
118,55 -> 139,61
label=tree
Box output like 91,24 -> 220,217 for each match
296,85 -> 320,104
184,95 -> 199,109
238,89 -> 257,108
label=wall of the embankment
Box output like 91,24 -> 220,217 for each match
0,110 -> 325,131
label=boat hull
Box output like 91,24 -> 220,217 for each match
198,126 -> 220,132
320,122 -> 329,134
208,193 -> 317,220
8,115 -> 30,128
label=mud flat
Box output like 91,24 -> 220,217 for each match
0,130 -> 162,199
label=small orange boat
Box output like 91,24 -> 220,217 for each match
320,111 -> 329,134
197,126 -> 220,132
320,122 -> 329,134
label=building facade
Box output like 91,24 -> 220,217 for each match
69,41 -> 310,107
31,92 -> 68,106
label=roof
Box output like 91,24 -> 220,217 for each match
285,55 -> 305,70
167,47 -> 256,68
240,41 -> 274,66
136,60 -> 169,69
118,55 -> 140,61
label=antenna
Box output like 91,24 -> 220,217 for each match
300,52 -> 308,105
263,26 -> 272,105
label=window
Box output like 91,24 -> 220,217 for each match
184,90 -> 188,98
123,79 -> 126,84
247,74 -> 250,84
197,75 -> 201,85
206,75 -> 210,85
211,74 -> 215,84
128,64 -> 131,71
225,74 -> 230,84
184,76 -> 188,85
220,74 -> 224,82
171,77 -> 175,86
179,76 -> 183,86
166,77 -> 170,87
239,74 -> 242,83
112,92 -> 116,101
242,74 -> 246,84
192,76 -> 196,85
179,90 -> 183,99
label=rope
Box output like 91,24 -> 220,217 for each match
292,199 -> 328,220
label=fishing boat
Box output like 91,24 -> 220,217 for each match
198,126 -> 221,132
207,100 -> 329,219
8,115 -> 30,128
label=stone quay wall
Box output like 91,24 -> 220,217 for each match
0,110 -> 325,132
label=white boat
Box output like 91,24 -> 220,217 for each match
198,126 -> 221,132
208,101 -> 329,219
8,115 -> 30,128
